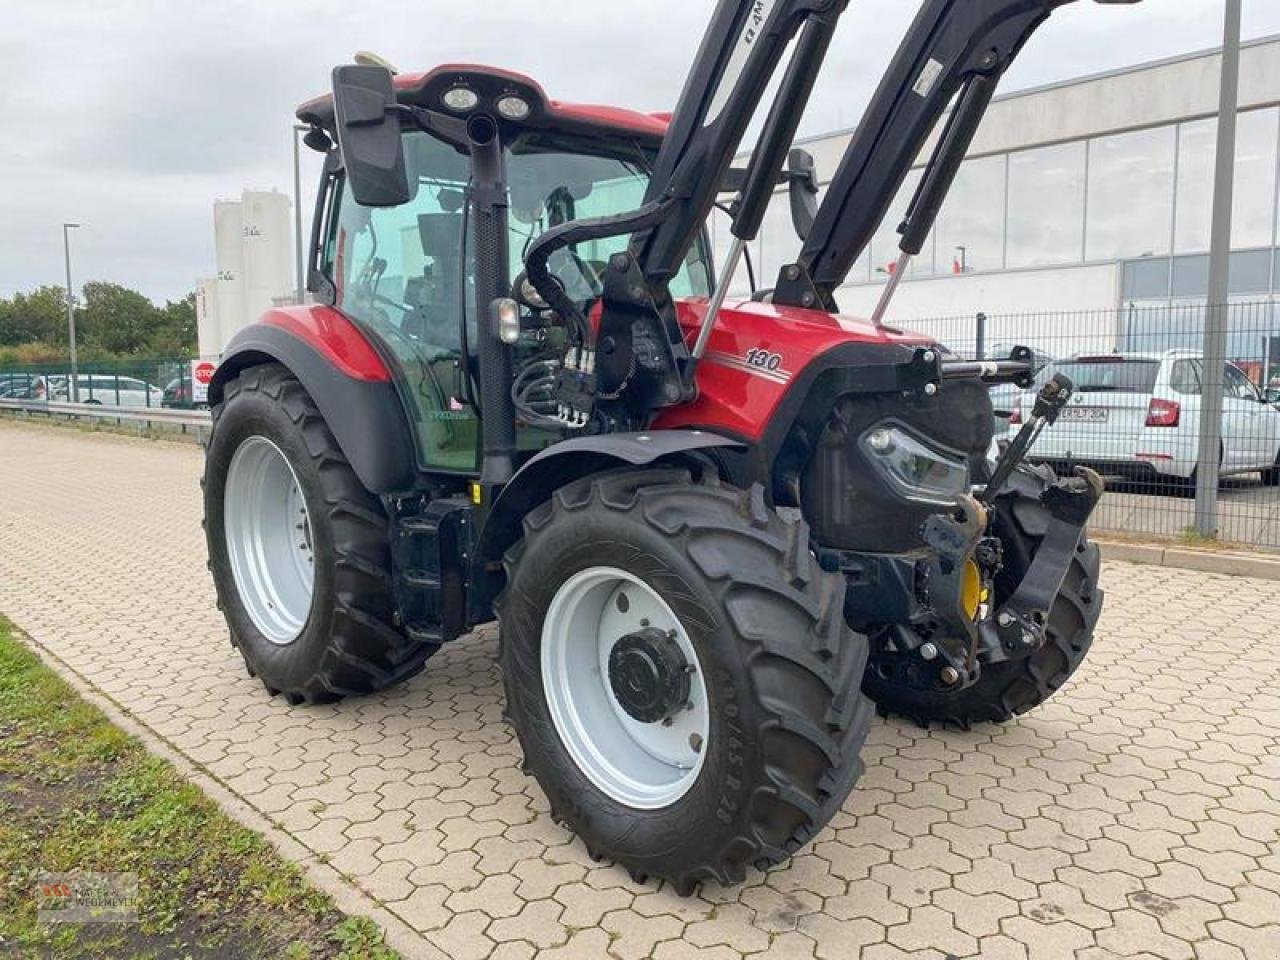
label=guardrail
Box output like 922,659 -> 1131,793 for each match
0,397 -> 211,434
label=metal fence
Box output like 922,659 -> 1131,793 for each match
915,299 -> 1280,551
6,312 -> 1280,552
0,358 -> 200,410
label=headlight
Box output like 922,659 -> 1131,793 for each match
496,95 -> 532,120
862,426 -> 969,504
442,85 -> 480,112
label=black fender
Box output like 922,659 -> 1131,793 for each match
209,322 -> 417,494
474,428 -> 742,576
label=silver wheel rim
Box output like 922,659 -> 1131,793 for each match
541,566 -> 710,809
224,436 -> 315,645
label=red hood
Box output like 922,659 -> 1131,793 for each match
651,298 -> 935,441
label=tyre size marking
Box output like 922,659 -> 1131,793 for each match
706,349 -> 793,385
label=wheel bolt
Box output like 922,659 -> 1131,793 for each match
689,733 -> 703,753
940,666 -> 960,685
919,642 -> 938,661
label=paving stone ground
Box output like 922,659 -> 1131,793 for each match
1,418 -> 1278,960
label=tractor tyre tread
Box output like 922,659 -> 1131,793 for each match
497,468 -> 873,895
205,363 -> 436,705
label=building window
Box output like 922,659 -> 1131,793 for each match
1123,257 -> 1171,300
1234,108 -> 1279,250
869,170 -> 925,279
1006,141 -> 1086,268
934,155 -> 1006,274
1086,125 -> 1175,261
757,191 -> 801,290
1230,248 -> 1273,294
1175,108 -> 1280,254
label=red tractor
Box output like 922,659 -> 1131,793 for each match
205,0 -> 1137,893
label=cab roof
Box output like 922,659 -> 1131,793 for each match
297,63 -> 670,145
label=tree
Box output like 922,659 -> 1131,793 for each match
0,286 -> 68,346
78,282 -> 160,355
0,282 -> 198,359
150,294 -> 198,358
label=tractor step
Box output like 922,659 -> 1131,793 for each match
390,495 -> 475,646
402,569 -> 442,591
403,620 -> 444,646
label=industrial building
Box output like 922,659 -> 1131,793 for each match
717,34 -> 1280,355
196,190 -> 293,357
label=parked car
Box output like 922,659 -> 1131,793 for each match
161,377 -> 207,410
987,345 -> 1054,444
68,374 -> 165,408
1012,351 -> 1280,485
0,373 -> 55,400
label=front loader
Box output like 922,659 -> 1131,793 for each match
204,0 -> 1139,893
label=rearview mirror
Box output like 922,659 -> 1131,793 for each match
331,64 -> 410,207
784,148 -> 819,242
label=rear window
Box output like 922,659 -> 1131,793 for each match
1050,358 -> 1160,393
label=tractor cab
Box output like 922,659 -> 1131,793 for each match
298,66 -> 713,473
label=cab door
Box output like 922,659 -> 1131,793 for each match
326,129 -> 480,474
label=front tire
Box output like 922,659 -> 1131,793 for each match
497,469 -> 873,894
204,363 -> 435,704
863,464 -> 1103,725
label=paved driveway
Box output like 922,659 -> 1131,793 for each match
1,419 -> 1277,960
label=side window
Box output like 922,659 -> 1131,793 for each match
1169,360 -> 1201,396
1223,364 -> 1258,401
329,130 -> 479,473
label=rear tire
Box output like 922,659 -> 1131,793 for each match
497,469 -> 873,893
863,464 -> 1103,725
1262,451 -> 1280,487
204,363 -> 435,704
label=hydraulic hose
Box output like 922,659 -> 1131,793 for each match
523,195 -> 678,350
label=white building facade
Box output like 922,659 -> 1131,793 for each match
196,190 -> 293,357
718,35 -> 1280,356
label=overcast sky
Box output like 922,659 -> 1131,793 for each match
3,0 -> 1279,304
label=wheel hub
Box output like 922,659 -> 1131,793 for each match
607,628 -> 691,724
541,566 -> 710,809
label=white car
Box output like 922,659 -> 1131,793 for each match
1013,351 -> 1280,485
66,374 -> 165,408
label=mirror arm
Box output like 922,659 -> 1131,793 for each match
395,105 -> 471,152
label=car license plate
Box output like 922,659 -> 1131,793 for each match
1060,407 -> 1109,423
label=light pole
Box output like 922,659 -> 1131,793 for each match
62,222 -> 81,403
1194,0 -> 1242,538
292,124 -> 307,305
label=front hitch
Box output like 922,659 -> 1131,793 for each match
977,465 -> 1104,664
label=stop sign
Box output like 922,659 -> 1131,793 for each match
194,361 -> 216,385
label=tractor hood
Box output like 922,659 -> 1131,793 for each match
653,298 -> 935,442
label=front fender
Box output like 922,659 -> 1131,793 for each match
475,430 -> 742,572
210,307 -> 417,494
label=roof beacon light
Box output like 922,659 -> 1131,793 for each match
443,85 -> 480,113
496,95 -> 532,121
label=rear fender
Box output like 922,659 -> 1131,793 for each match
210,306 -> 417,494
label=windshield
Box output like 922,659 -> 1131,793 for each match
505,132 -> 712,301
1048,358 -> 1160,393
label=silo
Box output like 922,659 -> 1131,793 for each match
195,278 -> 221,357
212,200 -> 246,351
240,190 -> 294,335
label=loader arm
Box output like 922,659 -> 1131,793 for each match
772,0 -> 1141,311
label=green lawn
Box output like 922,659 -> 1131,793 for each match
0,615 -> 400,960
